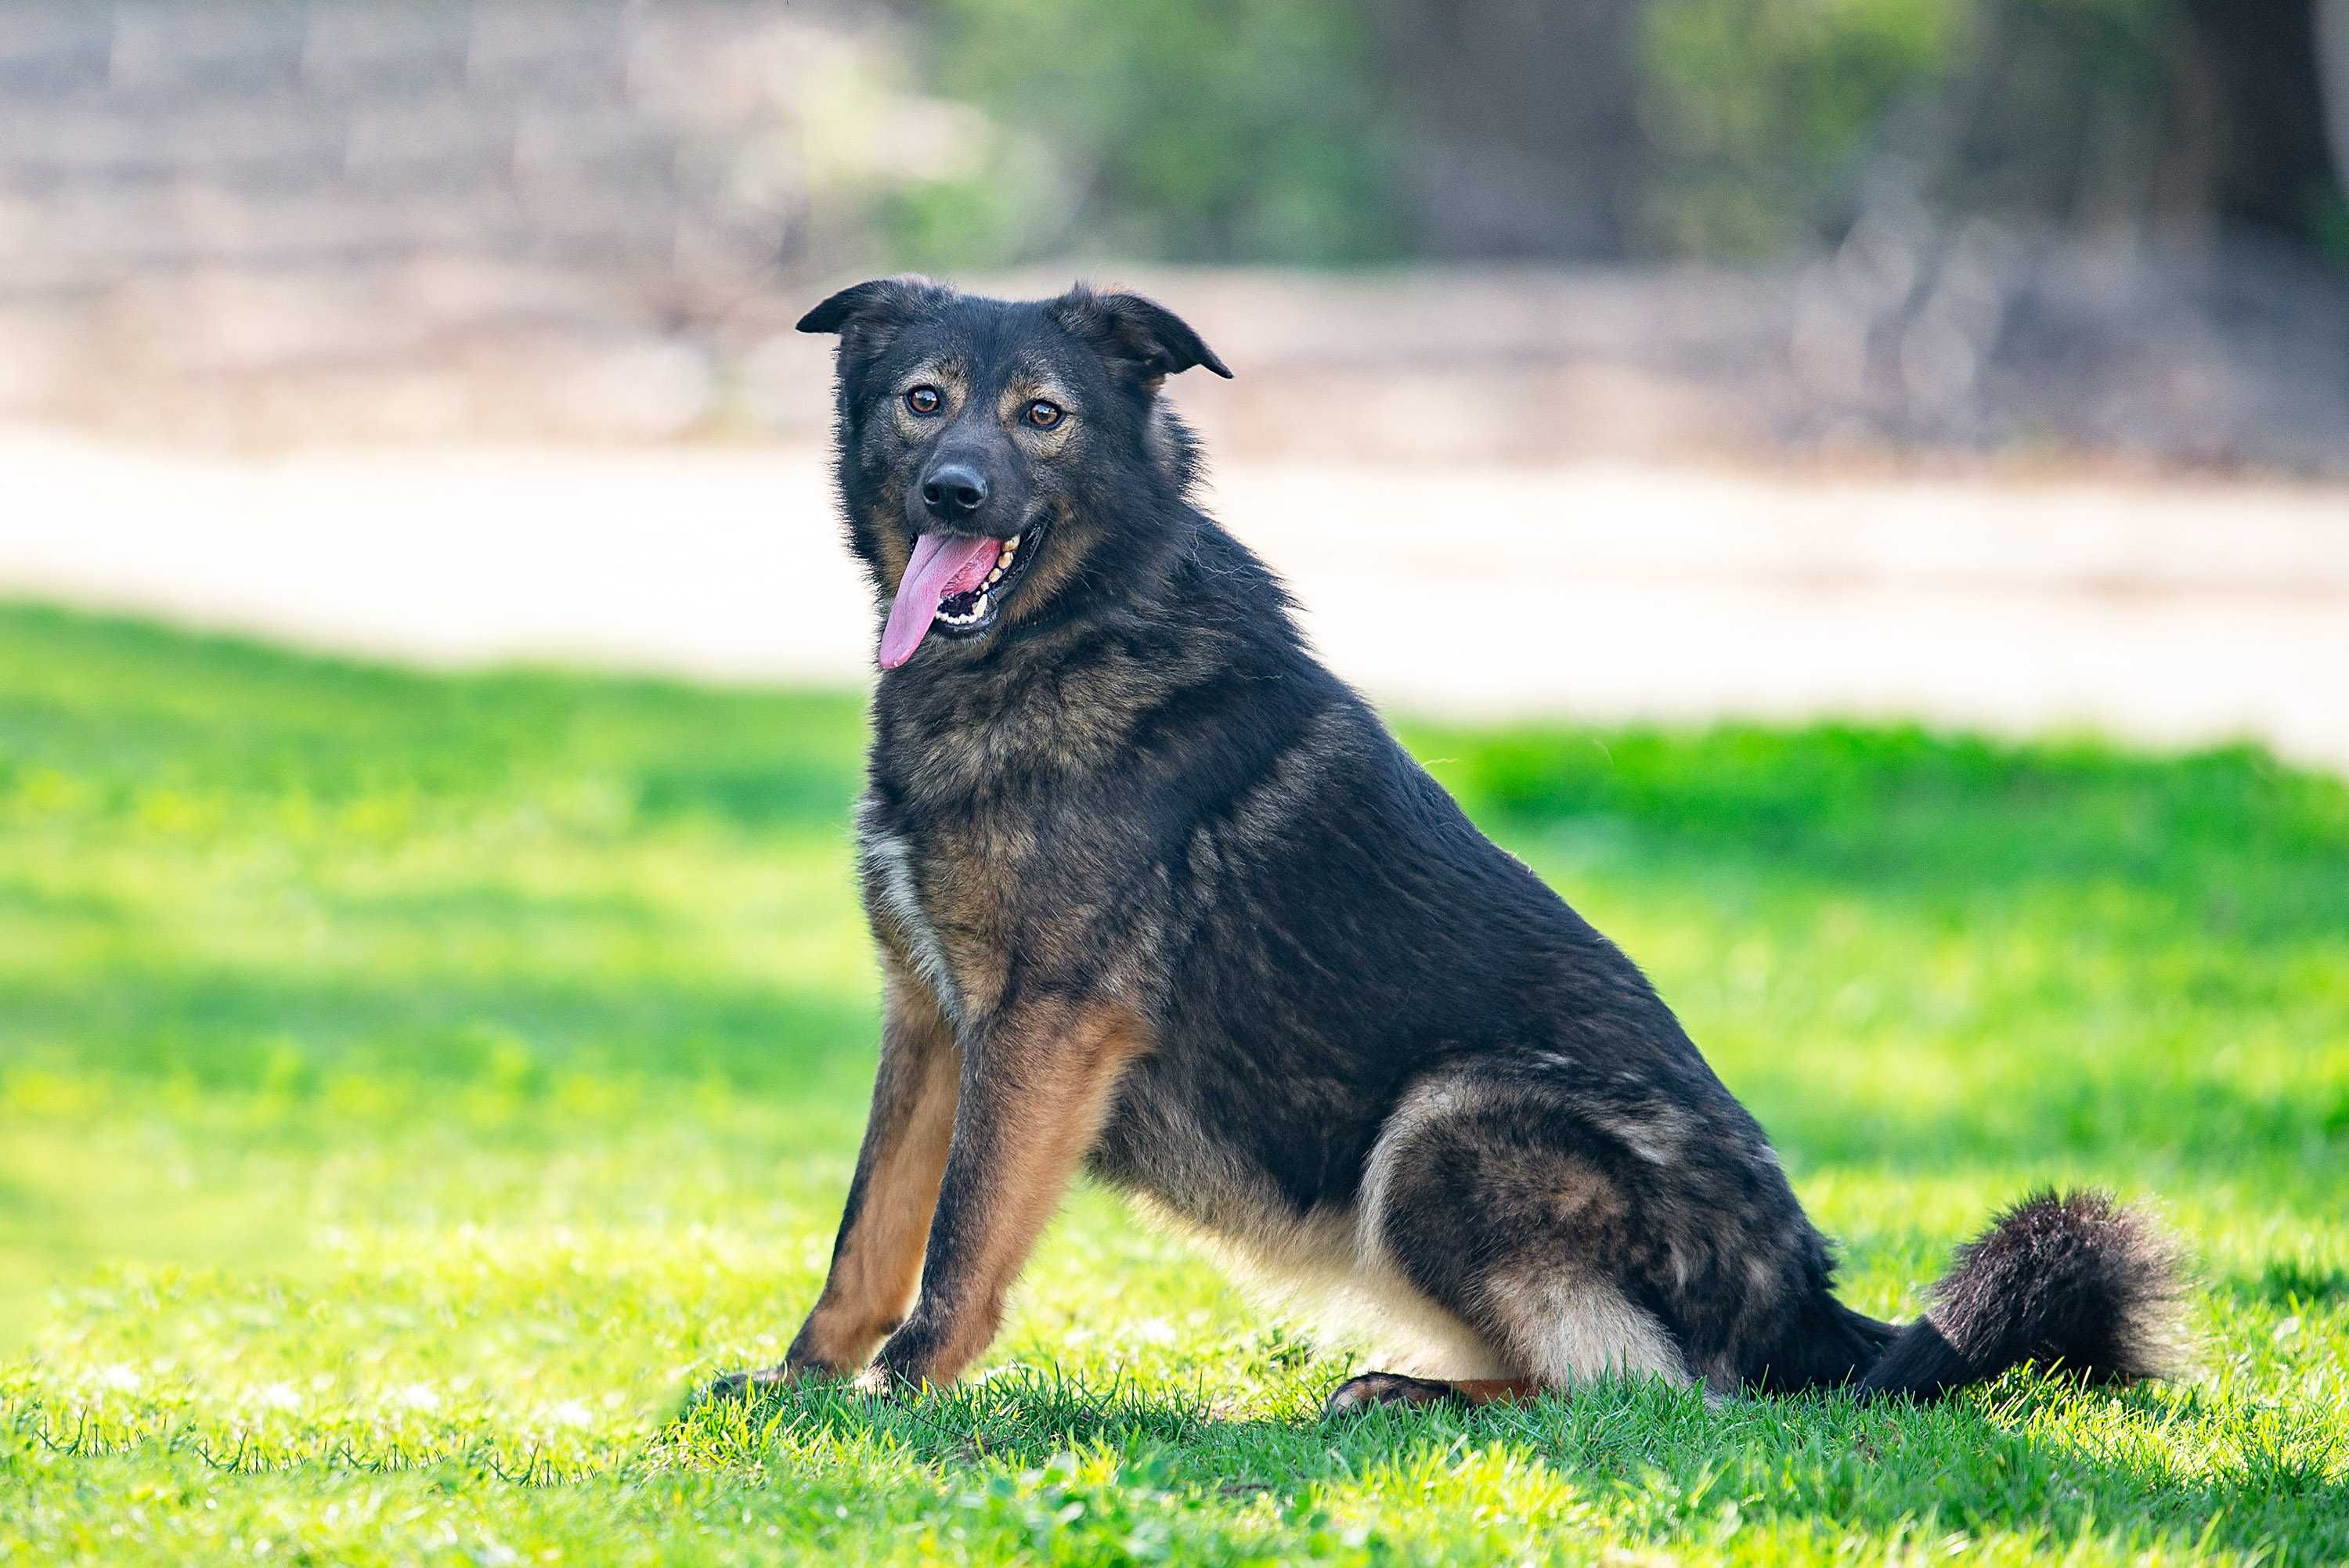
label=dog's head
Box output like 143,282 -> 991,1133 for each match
799,277 -> 1230,670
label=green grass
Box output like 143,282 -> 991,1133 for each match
2,599 -> 2344,1566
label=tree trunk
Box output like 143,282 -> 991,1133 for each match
2173,0 -> 2340,236
1371,0 -> 1648,260
2318,0 -> 2349,196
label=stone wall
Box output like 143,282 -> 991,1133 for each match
3,2 -> 2347,473
0,1 -> 900,442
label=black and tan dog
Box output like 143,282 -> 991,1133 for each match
718,276 -> 2184,1414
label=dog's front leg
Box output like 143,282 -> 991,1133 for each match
778,964 -> 962,1379
858,997 -> 1147,1393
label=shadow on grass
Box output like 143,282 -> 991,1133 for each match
2237,1261 -> 2349,1308
0,968 -> 879,1101
684,1368 -> 2345,1561
8,968 -> 2336,1204
1407,721 -> 2349,939
5,961 -> 2336,1202
1736,1075 -> 2349,1195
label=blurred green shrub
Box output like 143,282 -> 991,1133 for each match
1638,0 -> 2191,254
886,0 -> 1412,267
1638,0 -> 1969,254
879,0 -> 2308,266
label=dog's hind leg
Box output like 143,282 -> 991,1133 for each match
1325,1072 -> 1697,1418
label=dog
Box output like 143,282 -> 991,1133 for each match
714,276 -> 2185,1414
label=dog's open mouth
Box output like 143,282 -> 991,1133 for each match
877,525 -> 1037,669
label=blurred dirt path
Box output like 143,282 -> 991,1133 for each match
3,428 -> 2344,772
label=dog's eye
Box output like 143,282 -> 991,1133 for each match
905,386 -> 942,416
1025,399 -> 1063,430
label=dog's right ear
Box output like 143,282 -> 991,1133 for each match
796,276 -> 946,360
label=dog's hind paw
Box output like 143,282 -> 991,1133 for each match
1322,1372 -> 1542,1416
1321,1371 -> 1458,1416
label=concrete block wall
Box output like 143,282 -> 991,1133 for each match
2,2 -> 2345,471
0,1 -> 879,441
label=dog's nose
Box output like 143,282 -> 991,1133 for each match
920,464 -> 988,520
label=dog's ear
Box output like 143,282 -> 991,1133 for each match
1055,287 -> 1232,385
797,276 -> 947,359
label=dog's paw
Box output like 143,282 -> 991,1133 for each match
1321,1371 -> 1460,1417
695,1364 -> 796,1406
852,1357 -> 944,1402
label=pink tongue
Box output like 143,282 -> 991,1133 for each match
879,532 -> 1002,669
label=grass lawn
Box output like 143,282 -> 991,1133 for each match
0,599 -> 2344,1566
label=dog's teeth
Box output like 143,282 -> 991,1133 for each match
1003,534 -> 1020,552
986,568 -> 1003,585
932,586 -> 994,629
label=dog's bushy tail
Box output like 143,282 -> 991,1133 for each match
1858,1189 -> 2188,1400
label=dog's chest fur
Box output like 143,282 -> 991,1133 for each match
851,780 -> 1281,1210
855,802 -> 966,1026
853,795 -> 1027,1031
853,657 -> 1210,1034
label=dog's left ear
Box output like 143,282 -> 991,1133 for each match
797,276 -> 947,359
1055,287 -> 1232,384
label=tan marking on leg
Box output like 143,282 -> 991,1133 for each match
788,966 -> 959,1374
863,999 -> 1150,1390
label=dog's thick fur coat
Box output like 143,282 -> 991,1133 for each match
722,278 -> 2187,1412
